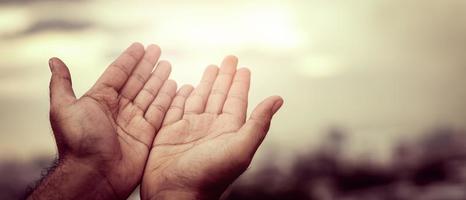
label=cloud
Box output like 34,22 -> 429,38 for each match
0,15 -> 93,39
0,0 -> 87,5
15,20 -> 92,36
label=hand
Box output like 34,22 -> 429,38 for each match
141,56 -> 283,200
31,43 -> 178,199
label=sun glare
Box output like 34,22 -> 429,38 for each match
143,4 -> 301,49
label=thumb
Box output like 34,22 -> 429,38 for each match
238,95 -> 283,154
49,57 -> 76,108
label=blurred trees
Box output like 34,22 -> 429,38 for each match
227,127 -> 466,200
1,128 -> 465,200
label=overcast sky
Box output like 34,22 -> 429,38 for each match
1,0 -> 466,166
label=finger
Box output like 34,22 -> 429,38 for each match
184,65 -> 218,114
133,61 -> 171,112
120,44 -> 161,100
238,96 -> 283,152
205,55 -> 238,114
93,42 -> 145,91
145,80 -> 177,130
222,68 -> 250,122
49,57 -> 76,109
163,85 -> 194,126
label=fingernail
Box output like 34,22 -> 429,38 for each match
48,58 -> 54,72
272,99 -> 283,114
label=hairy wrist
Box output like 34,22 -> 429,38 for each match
29,156 -> 119,200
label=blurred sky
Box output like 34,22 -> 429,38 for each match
1,0 -> 466,165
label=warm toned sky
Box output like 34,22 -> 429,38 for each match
1,0 -> 466,165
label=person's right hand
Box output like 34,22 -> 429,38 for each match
141,56 -> 283,200
37,43 -> 177,199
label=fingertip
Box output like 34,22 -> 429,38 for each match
221,55 -> 239,71
131,41 -> 144,48
224,55 -> 238,63
236,67 -> 251,76
166,79 -> 177,89
257,96 -> 283,115
271,95 -> 283,102
145,44 -> 162,58
156,60 -> 172,73
202,65 -> 219,79
129,42 -> 145,52
146,44 -> 162,59
48,57 -> 56,71
179,84 -> 194,93
49,57 -> 67,72
146,44 -> 161,52
272,96 -> 284,114
158,60 -> 172,68
125,42 -> 145,59
263,95 -> 282,102
205,64 -> 219,71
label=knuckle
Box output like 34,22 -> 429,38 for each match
151,103 -> 166,113
142,87 -> 157,97
132,72 -> 146,84
125,51 -> 140,63
110,63 -> 131,77
211,89 -> 227,96
227,94 -> 247,102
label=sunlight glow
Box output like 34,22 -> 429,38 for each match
297,55 -> 345,77
144,4 -> 301,49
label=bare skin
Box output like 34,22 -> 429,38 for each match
141,56 -> 284,200
29,43 -> 178,199
29,44 -> 283,200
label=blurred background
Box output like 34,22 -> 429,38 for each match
1,0 -> 466,199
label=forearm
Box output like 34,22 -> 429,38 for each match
28,157 -> 118,200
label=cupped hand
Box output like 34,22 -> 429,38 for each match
141,56 -> 283,200
48,43 -> 177,198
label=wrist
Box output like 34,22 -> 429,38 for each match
29,156 -> 119,200
145,189 -> 221,200
142,174 -> 229,200
60,157 -> 120,198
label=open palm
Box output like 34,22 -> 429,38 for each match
141,56 -> 283,199
49,43 -> 177,198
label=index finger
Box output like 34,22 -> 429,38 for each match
222,68 -> 250,122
